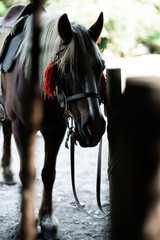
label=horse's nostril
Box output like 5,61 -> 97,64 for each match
82,120 -> 92,140
81,116 -> 106,144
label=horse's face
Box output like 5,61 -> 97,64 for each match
57,13 -> 106,147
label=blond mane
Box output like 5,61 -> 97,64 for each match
17,12 -> 102,91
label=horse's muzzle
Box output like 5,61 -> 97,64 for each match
75,116 -> 106,147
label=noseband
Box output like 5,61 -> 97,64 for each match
67,92 -> 101,103
58,90 -> 101,109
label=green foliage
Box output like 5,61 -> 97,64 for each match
103,0 -> 160,56
1,0 -> 28,8
140,32 -> 160,54
99,37 -> 107,52
0,1 -> 7,16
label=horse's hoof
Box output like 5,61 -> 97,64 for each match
40,215 -> 59,232
4,175 -> 16,185
3,167 -> 16,185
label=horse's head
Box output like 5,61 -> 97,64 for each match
56,13 -> 106,147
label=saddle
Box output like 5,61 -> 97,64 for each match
0,3 -> 45,72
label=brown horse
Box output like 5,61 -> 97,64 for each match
1,8 -> 106,240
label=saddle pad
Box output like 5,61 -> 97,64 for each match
2,30 -> 24,72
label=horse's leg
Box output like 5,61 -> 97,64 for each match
1,119 -> 15,184
39,125 -> 66,232
12,118 -> 37,240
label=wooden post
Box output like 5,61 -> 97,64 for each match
105,68 -> 122,239
105,68 -> 121,118
20,2 -> 44,239
107,75 -> 160,240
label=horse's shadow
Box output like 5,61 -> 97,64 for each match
0,181 -> 59,240
37,231 -> 60,240
11,224 -> 60,240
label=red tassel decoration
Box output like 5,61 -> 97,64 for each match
44,59 -> 57,99
100,73 -> 107,103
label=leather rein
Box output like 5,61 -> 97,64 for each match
65,117 -> 110,219
55,45 -> 110,219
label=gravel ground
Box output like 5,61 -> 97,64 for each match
0,112 -> 110,240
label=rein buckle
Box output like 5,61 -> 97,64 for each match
65,115 -> 77,149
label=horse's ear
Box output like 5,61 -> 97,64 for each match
58,14 -> 72,44
88,12 -> 104,42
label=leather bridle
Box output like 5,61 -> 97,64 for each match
57,45 -> 110,219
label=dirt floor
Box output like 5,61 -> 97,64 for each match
1,53 -> 160,240
0,113 -> 110,240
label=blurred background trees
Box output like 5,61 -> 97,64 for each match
0,0 -> 160,57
